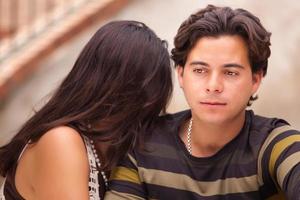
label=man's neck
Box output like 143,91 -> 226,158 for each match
180,111 -> 246,158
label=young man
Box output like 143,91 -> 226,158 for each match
105,5 -> 300,199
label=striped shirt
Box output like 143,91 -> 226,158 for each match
105,110 -> 300,199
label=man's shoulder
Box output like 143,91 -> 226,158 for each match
248,110 -> 290,134
250,110 -> 299,139
248,111 -> 300,196
247,110 -> 298,152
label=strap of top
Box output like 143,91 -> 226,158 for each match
0,177 -> 6,200
81,135 -> 101,200
17,143 -> 30,163
0,141 -> 30,200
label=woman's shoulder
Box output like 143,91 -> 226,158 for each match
24,126 -> 90,198
36,126 -> 84,149
14,126 -> 90,199
31,125 -> 88,168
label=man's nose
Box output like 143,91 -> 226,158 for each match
206,73 -> 223,93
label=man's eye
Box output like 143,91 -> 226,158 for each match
225,71 -> 238,76
193,68 -> 206,73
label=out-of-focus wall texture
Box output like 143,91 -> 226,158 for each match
0,0 -> 299,148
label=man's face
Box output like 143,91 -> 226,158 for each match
177,35 -> 262,125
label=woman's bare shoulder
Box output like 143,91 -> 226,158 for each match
28,126 -> 90,199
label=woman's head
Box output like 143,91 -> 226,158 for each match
62,20 -> 173,132
0,20 -> 173,174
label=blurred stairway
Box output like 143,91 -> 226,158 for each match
0,0 -> 130,105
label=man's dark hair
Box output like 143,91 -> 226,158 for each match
172,4 -> 271,75
171,4 -> 271,104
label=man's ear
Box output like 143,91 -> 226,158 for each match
176,66 -> 184,88
251,70 -> 263,94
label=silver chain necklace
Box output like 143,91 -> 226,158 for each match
187,118 -> 193,155
87,123 -> 108,187
90,139 -> 109,187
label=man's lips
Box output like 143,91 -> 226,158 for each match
200,101 -> 227,106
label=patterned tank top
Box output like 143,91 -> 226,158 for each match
0,135 -> 106,200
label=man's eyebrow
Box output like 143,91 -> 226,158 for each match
189,61 -> 245,69
223,63 -> 245,69
189,61 -> 209,66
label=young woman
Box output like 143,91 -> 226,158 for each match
0,20 -> 173,200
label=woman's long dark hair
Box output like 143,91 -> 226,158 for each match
0,20 -> 173,175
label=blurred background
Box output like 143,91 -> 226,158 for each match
0,0 -> 300,183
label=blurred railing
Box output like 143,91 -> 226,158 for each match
0,0 -> 129,105
0,0 -> 93,63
